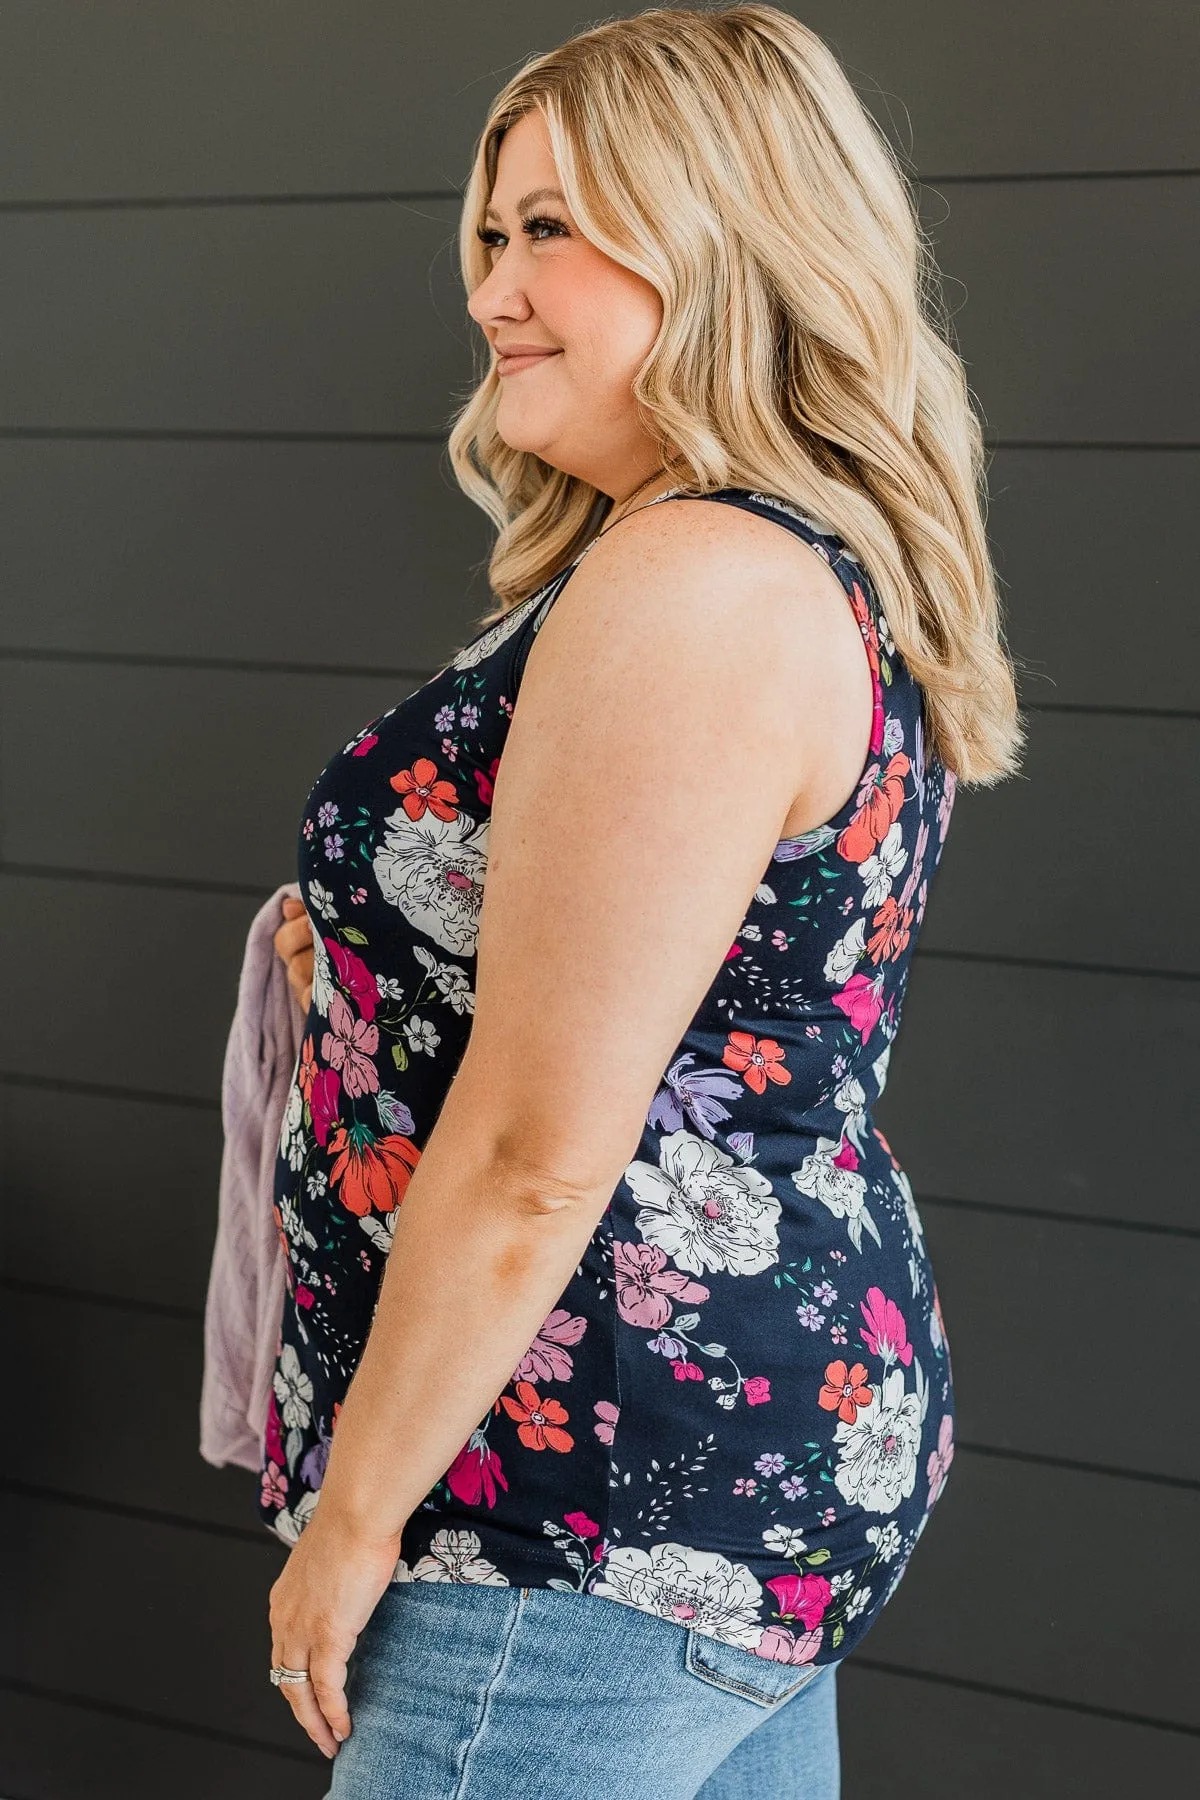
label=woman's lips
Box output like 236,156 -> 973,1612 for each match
497,350 -> 562,375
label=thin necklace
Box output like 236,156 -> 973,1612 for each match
577,468 -> 693,563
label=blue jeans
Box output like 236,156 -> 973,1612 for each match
325,1580 -> 840,1799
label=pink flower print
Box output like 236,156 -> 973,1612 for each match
309,1065 -> 342,1148
474,756 -> 502,808
447,1436 -> 509,1509
513,1308 -> 587,1385
260,1459 -> 288,1510
672,1360 -> 705,1382
264,1390 -> 286,1468
859,1286 -> 913,1367
927,1413 -> 954,1506
563,1511 -> 599,1538
321,991 -> 380,1100
295,1284 -> 315,1310
833,1137 -> 860,1173
323,936 -> 378,1022
593,1400 -> 620,1445
765,1572 -> 832,1631
351,733 -> 378,757
613,1240 -> 711,1329
833,970 -> 885,1042
757,1623 -> 823,1665
744,1375 -> 772,1405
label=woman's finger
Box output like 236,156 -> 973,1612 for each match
274,915 -> 313,963
273,1654 -> 343,1759
309,1643 -> 353,1746
286,948 -> 313,1009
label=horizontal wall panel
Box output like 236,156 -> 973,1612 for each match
920,711 -> 1196,974
840,1666 -> 1200,1798
4,1288 -> 262,1532
919,1201 -> 1200,1481
0,1687 -> 327,1799
0,437 -> 496,664
1,659 -> 411,888
1,1085 -> 223,1311
866,1452 -> 1198,1728
0,2 -> 1193,203
874,958 -> 1197,1231
988,448 -> 1200,714
3,181 -> 1195,444
0,198 -> 466,433
1,1492 -> 298,1752
0,874 -> 257,1101
4,440 -> 1194,719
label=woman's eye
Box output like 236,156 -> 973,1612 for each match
476,215 -> 566,251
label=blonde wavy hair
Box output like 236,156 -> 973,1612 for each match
445,3 -> 1022,785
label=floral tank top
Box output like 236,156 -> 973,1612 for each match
260,485 -> 958,1674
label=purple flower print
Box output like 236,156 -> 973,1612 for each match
323,832 -> 345,861
813,1282 -> 838,1306
647,1052 -> 743,1139
780,1474 -> 809,1501
755,1453 -> 786,1476
317,802 -> 340,828
796,1304 -> 825,1332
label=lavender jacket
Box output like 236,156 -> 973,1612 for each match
199,883 -> 305,1473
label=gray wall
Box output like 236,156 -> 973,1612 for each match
2,4 -> 1197,1794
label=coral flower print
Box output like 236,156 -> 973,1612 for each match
499,1381 -> 575,1452
260,485 -> 957,1672
722,1031 -> 791,1094
625,1129 -> 782,1277
818,1359 -> 873,1424
388,755 -> 460,822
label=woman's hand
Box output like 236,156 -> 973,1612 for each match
274,895 -> 314,1013
267,1509 -> 403,1759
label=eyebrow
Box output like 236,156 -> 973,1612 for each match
483,186 -> 567,224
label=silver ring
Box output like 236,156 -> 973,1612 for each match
270,1663 -> 311,1686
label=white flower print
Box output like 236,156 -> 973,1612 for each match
894,1166 -> 926,1253
278,1082 -> 305,1171
372,808 -> 490,956
593,1542 -> 765,1649
272,1486 -> 319,1545
832,1368 -> 922,1513
846,1585 -> 872,1620
450,588 -> 547,670
866,1522 -> 903,1563
359,1209 -> 398,1257
823,917 -> 866,984
406,1528 -> 510,1584
403,1012 -> 441,1056
871,1041 -> 892,1099
829,1569 -> 856,1596
791,1137 -> 881,1252
273,1342 -> 315,1431
308,880 -> 338,922
625,1129 -> 782,1278
277,1188 -> 317,1252
858,822 -> 907,908
762,1525 -> 808,1557
414,943 -> 476,1015
832,1073 -> 866,1115
310,933 -> 335,1018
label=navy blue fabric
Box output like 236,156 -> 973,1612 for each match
260,487 -> 957,1672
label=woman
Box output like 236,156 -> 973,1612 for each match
261,6 -> 1020,1794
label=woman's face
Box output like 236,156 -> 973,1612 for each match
467,108 -> 667,502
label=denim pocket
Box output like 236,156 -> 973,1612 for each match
683,1629 -> 827,1708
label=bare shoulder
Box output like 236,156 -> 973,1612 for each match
527,489 -> 868,702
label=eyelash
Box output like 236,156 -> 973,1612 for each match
476,214 -> 568,251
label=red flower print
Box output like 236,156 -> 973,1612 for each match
563,1511 -> 599,1538
388,756 -> 459,821
351,733 -> 378,757
327,1123 -> 420,1216
447,1437 -> 509,1509
298,1034 -> 318,1101
836,752 -> 910,864
309,1066 -> 342,1148
818,1360 -> 873,1424
866,896 -> 913,965
613,1240 -> 710,1330
672,1361 -> 706,1382
474,756 -> 502,808
859,1286 -> 913,1367
765,1571 -> 832,1631
499,1380 -> 575,1452
722,1031 -> 792,1095
323,937 -> 379,1022
264,1390 -> 285,1468
512,1308 -> 588,1385
295,1284 -> 315,1310
744,1376 -> 772,1405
